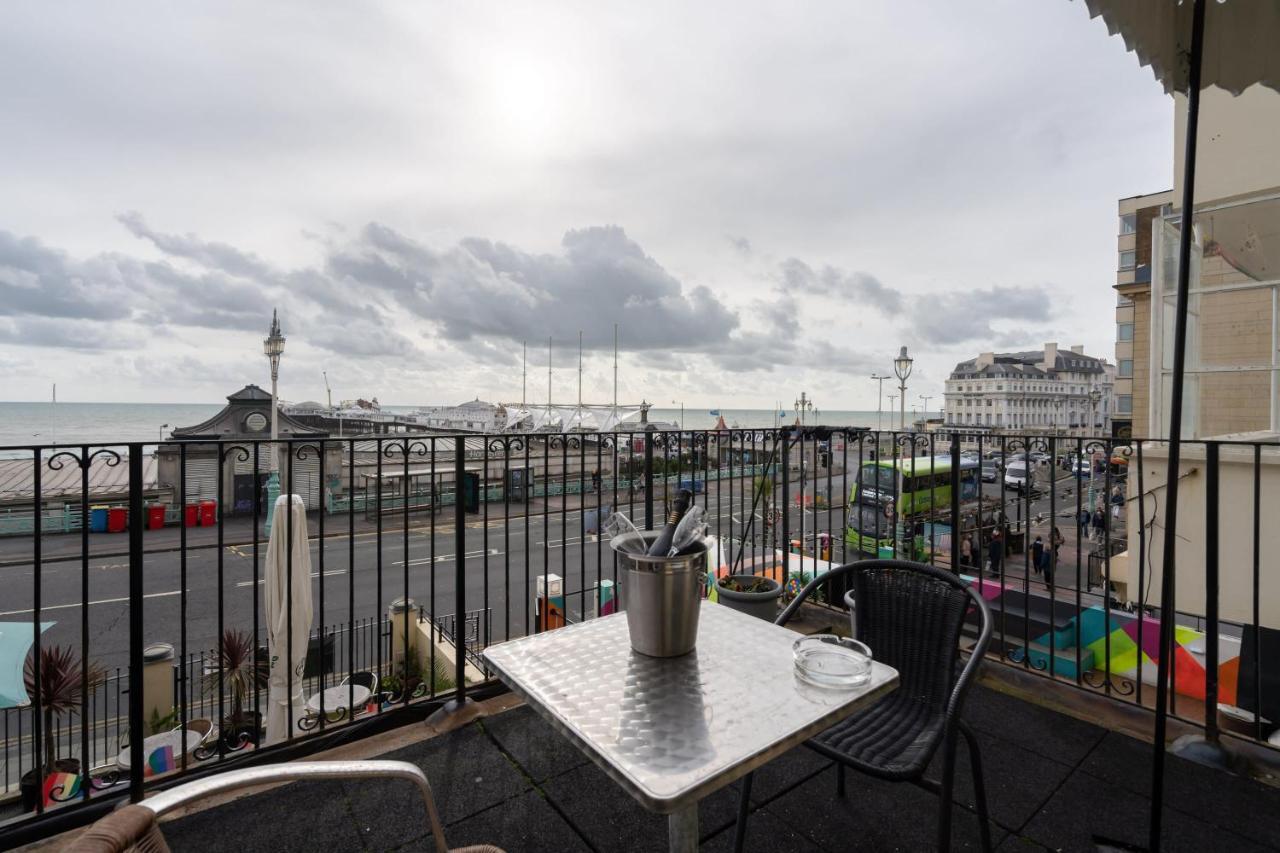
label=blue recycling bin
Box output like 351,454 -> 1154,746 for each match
89,505 -> 109,533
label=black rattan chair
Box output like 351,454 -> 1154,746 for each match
733,559 -> 994,852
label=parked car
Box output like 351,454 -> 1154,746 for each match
1004,461 -> 1031,491
1072,456 -> 1091,477
981,462 -> 999,483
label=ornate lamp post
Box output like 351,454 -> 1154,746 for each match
1053,396 -> 1064,436
794,392 -> 815,428
263,310 -> 286,537
1088,387 -> 1102,433
893,347 -> 913,431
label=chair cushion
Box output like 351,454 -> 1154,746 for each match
810,690 -> 947,778
64,805 -> 171,853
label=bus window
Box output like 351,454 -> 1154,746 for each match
959,467 -> 978,500
853,503 -> 885,536
859,463 -> 896,493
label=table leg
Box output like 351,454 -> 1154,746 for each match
668,803 -> 698,853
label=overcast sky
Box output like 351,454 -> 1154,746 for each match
0,1 -> 1173,409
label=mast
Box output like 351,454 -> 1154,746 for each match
547,336 -> 553,420
51,383 -> 56,445
521,341 -> 527,409
613,323 -> 618,413
578,330 -> 583,411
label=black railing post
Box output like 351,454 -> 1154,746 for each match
454,437 -> 467,698
949,433 -> 961,571
643,430 -> 655,531
127,445 -> 145,800
1204,443 -> 1220,743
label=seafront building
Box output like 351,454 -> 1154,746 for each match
942,343 -> 1114,435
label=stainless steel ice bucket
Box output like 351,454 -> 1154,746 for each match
611,531 -> 708,657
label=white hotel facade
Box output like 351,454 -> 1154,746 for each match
943,343 -> 1115,435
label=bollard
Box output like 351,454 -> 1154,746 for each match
142,643 -> 175,735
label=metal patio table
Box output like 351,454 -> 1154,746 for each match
482,601 -> 899,852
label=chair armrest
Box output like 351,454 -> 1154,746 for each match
139,760 -> 449,853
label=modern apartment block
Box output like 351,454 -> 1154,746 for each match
943,343 -> 1114,435
1112,189 -> 1173,439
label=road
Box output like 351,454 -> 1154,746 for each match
1,461 -> 1119,674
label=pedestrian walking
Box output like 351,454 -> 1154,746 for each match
1078,507 -> 1091,538
1091,507 -> 1105,542
591,469 -> 601,493
987,530 -> 1003,573
960,536 -> 973,569
1031,535 -> 1044,576
1051,526 -> 1064,561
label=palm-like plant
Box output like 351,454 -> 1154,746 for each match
204,629 -> 268,726
23,645 -> 104,771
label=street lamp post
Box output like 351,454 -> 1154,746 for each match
671,400 -> 684,431
794,392 -> 814,428
263,309 -> 286,537
918,395 -> 933,427
870,374 -> 889,432
893,347 -> 913,432
159,424 -> 169,442
1053,396 -> 1064,436
1086,387 -> 1102,508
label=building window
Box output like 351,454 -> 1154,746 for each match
1117,323 -> 1134,342
1119,249 -> 1137,270
1118,359 -> 1133,378
1116,395 -> 1133,414
1120,213 -> 1137,235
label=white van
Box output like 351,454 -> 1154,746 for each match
1004,461 -> 1031,492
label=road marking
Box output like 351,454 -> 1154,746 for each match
0,589 -> 183,616
394,548 -> 500,567
235,569 -> 349,588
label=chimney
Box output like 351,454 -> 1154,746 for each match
1070,345 -> 1084,355
975,352 -> 995,368
1042,342 -> 1058,370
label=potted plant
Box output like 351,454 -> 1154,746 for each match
716,574 -> 783,621
20,644 -> 104,811
204,629 -> 268,749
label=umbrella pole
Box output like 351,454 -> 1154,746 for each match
1148,1 -> 1206,850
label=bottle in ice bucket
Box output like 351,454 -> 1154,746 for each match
645,488 -> 694,556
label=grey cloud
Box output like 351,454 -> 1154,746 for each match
778,259 -> 904,315
0,317 -> 136,350
0,231 -> 134,320
333,224 -> 741,352
911,285 -> 1052,345
118,211 -> 275,281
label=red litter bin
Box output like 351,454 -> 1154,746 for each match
147,504 -> 166,530
198,500 -> 217,526
107,506 -> 128,533
184,504 -> 199,527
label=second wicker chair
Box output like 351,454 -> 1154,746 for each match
733,559 -> 993,852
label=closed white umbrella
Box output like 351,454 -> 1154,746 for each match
264,494 -> 313,744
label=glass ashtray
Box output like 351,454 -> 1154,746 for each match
793,635 -> 873,689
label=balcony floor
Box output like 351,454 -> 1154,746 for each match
144,684 -> 1280,853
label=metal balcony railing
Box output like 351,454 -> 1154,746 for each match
0,427 -> 1276,845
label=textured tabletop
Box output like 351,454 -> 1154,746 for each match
482,601 -> 898,813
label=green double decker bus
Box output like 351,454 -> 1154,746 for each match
844,455 -> 979,554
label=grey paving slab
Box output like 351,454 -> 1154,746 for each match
1078,731 -> 1280,849
701,807 -> 825,853
924,724 -> 1076,833
763,766 -> 1003,852
1020,769 -> 1274,853
389,789 -> 592,853
964,684 -> 1107,765
348,721 -> 530,839
161,779 -> 365,853
482,705 -> 590,784
539,761 -> 742,852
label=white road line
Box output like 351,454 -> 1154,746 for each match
0,589 -> 183,616
394,548 -> 500,567
235,569 -> 349,588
